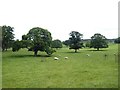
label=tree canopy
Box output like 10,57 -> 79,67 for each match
69,31 -> 83,52
90,33 -> 108,50
12,27 -> 55,56
63,40 -> 70,47
2,25 -> 14,51
114,37 -> 120,44
52,39 -> 62,49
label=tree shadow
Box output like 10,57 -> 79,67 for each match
8,54 -> 51,58
64,51 -> 82,53
87,49 -> 108,51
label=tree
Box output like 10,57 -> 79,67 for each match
114,37 -> 120,44
2,25 -> 14,51
63,40 -> 70,47
12,40 -> 22,52
90,33 -> 108,50
85,41 -> 91,48
22,35 -> 28,40
27,27 -> 55,56
69,31 -> 83,52
12,27 -> 55,56
52,39 -> 62,49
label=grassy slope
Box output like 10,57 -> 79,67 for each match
2,44 -> 118,88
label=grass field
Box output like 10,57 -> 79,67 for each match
2,44 -> 118,88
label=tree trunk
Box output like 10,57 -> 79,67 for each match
97,48 -> 99,51
34,50 -> 38,56
75,49 -> 77,53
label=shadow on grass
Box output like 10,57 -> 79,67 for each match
87,49 -> 108,51
8,54 -> 51,58
64,51 -> 82,53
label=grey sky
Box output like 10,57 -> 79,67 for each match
0,0 -> 119,41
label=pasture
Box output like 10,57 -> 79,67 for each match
2,44 -> 118,88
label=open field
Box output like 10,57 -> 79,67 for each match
2,44 -> 118,88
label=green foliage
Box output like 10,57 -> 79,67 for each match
12,40 -> 22,52
22,35 -> 28,40
63,40 -> 70,46
12,27 -> 54,56
26,27 -> 53,56
21,40 -> 33,48
90,33 -> 108,50
52,39 -> 62,49
45,46 -> 56,55
114,37 -> 120,43
2,25 -> 14,51
85,41 -> 91,48
69,31 -> 83,52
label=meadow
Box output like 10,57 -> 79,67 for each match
2,44 -> 118,88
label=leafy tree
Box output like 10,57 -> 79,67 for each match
52,39 -> 62,49
2,25 -> 14,51
22,35 -> 28,40
85,41 -> 91,48
114,37 -> 120,44
63,40 -> 70,47
27,27 -> 55,56
69,31 -> 83,52
90,33 -> 108,50
12,40 -> 22,52
12,27 -> 55,56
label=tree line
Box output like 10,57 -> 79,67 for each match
1,25 -> 119,56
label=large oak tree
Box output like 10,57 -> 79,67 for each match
69,31 -> 83,52
90,33 -> 108,50
12,27 -> 55,56
2,25 -> 14,51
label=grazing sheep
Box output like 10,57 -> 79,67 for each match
64,57 -> 68,59
86,54 -> 90,57
54,57 -> 59,60
114,53 -> 116,55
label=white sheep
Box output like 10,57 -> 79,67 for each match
54,57 -> 59,60
86,54 -> 90,57
64,57 -> 68,59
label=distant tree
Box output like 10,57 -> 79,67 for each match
85,41 -> 91,48
12,27 -> 55,56
21,40 -> 33,48
2,25 -> 14,51
69,31 -> 83,52
22,35 -> 28,40
63,40 -> 70,47
12,40 -> 22,52
114,37 -> 120,44
52,39 -> 62,49
90,33 -> 108,50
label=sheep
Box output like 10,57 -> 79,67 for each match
86,54 -> 90,57
54,57 -> 59,60
64,57 -> 68,59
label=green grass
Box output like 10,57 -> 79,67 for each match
2,44 -> 118,88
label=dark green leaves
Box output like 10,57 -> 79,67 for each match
90,33 -> 108,50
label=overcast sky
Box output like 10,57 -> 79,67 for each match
0,0 -> 119,41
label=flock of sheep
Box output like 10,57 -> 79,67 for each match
53,53 -> 118,61
54,56 -> 68,60
54,54 -> 91,60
